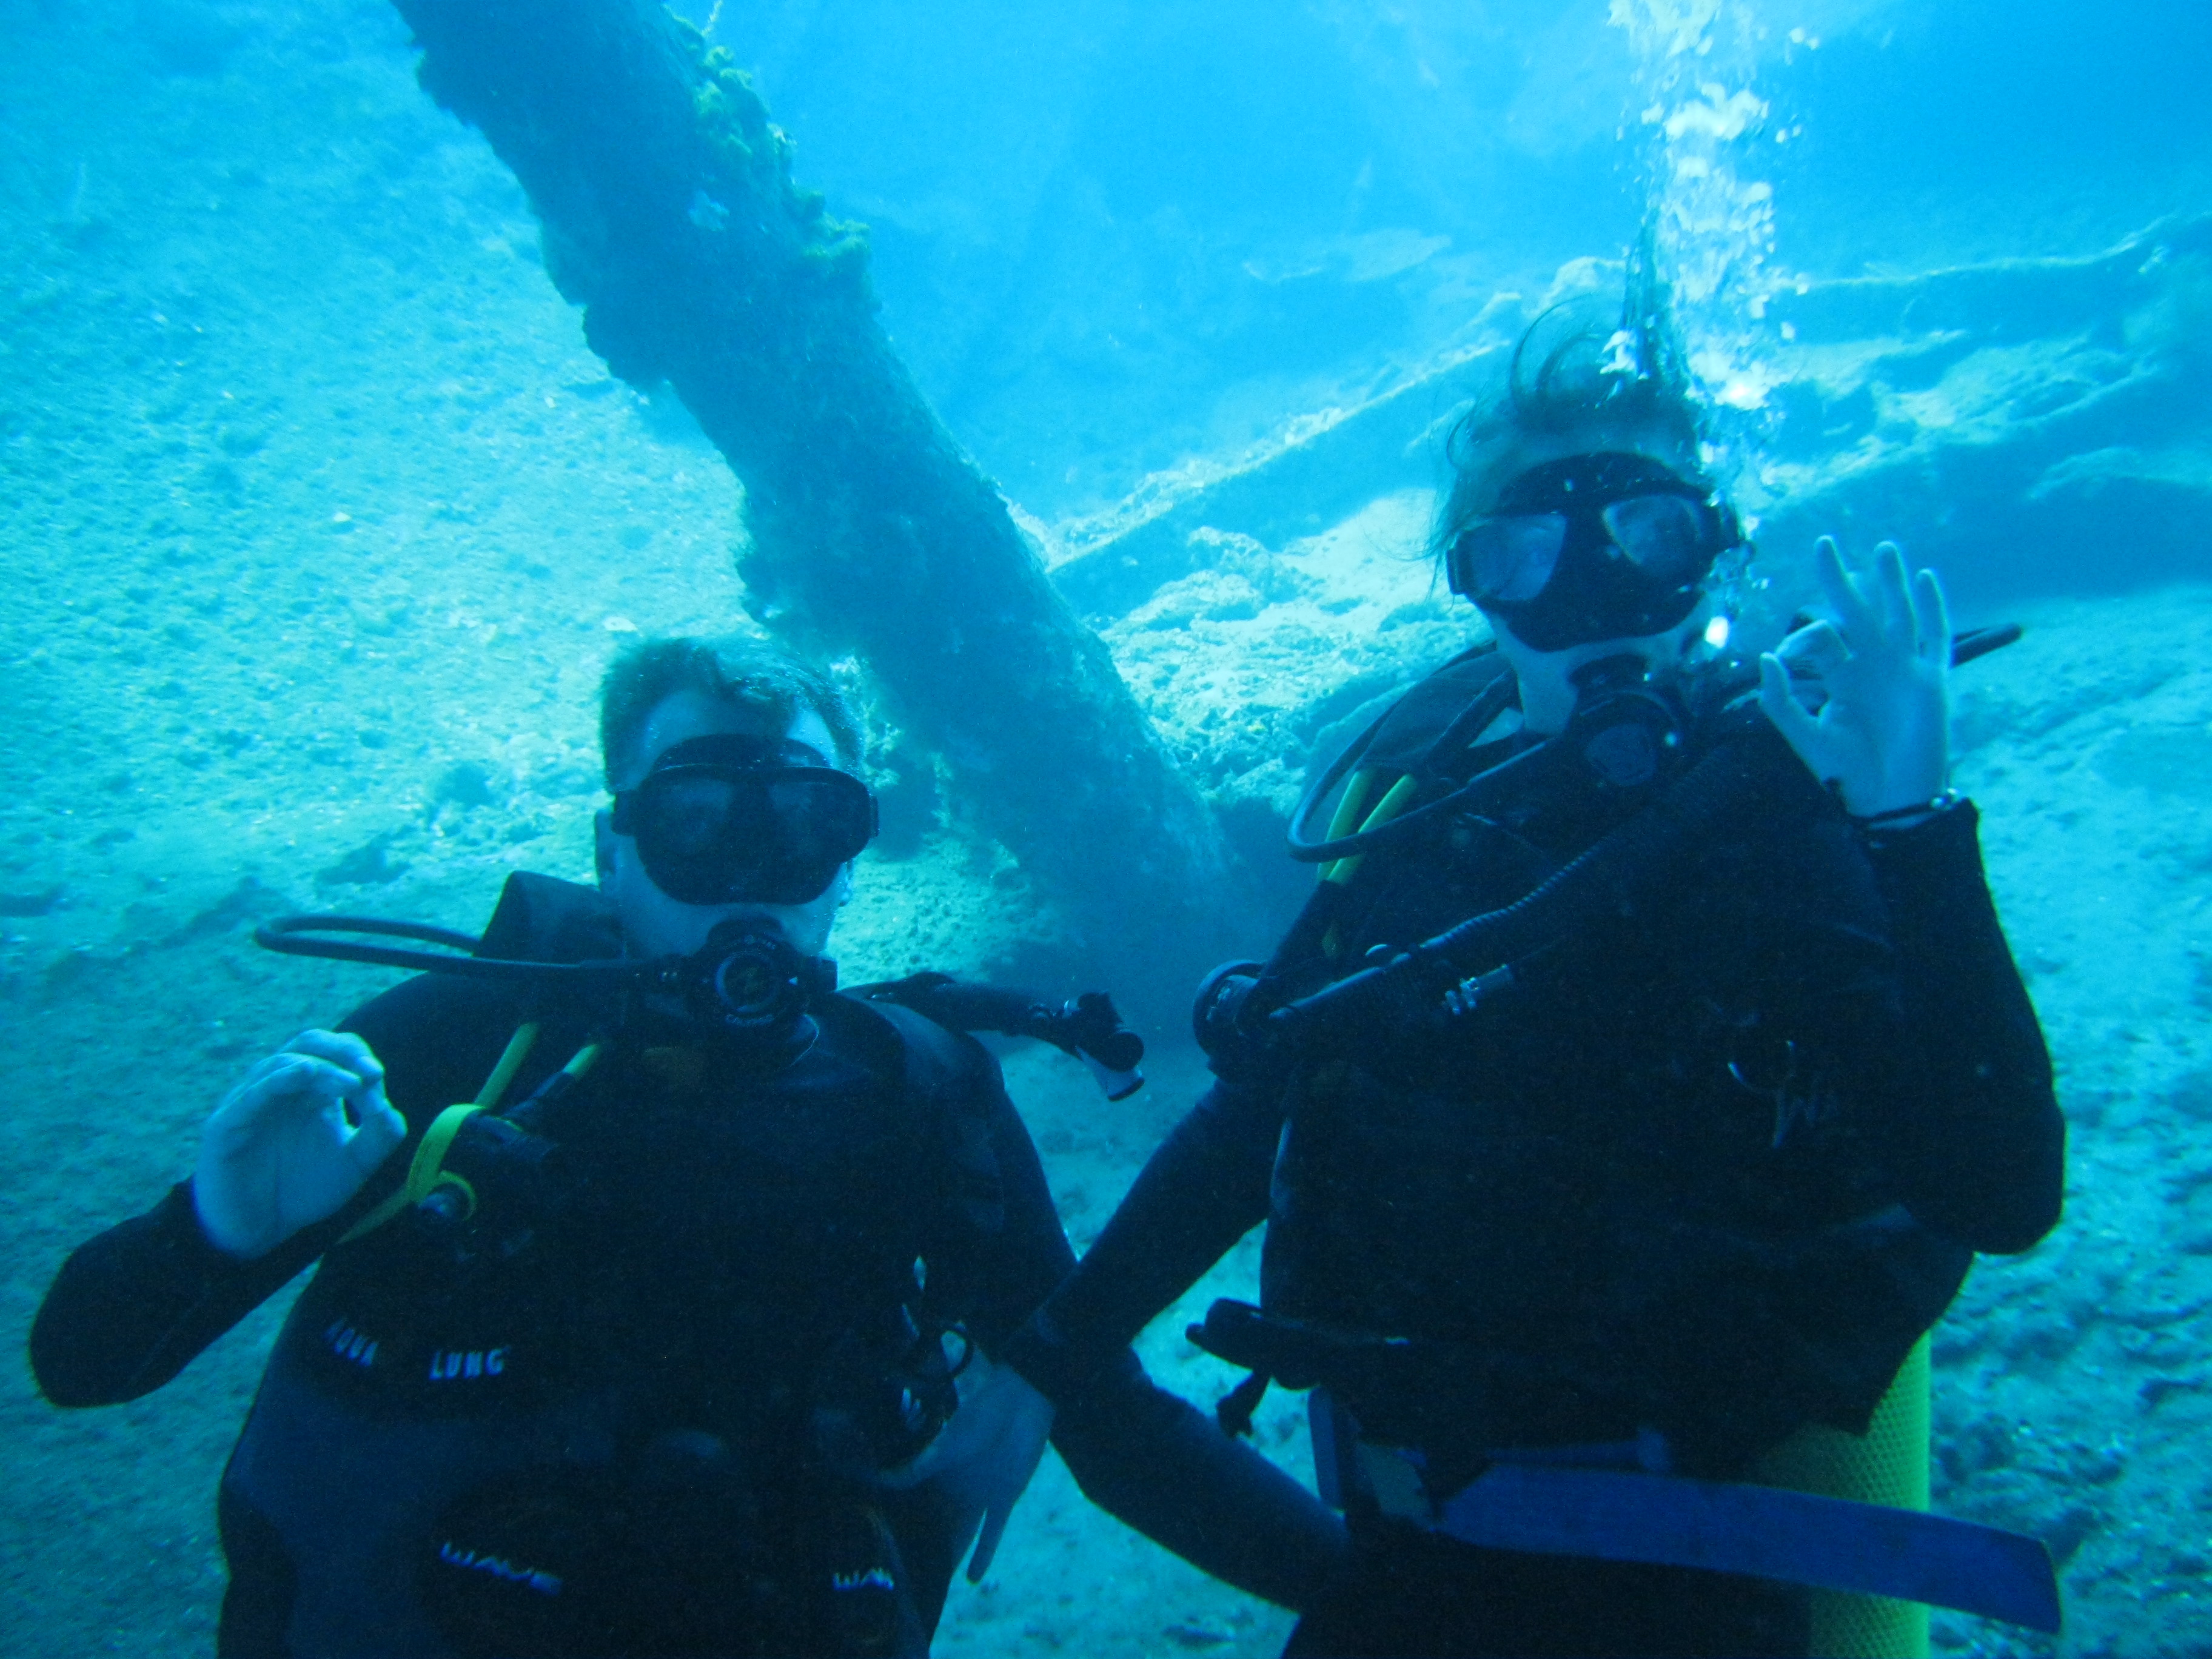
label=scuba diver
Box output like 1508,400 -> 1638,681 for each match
30,634 -> 1343,1658
996,310 -> 2067,1657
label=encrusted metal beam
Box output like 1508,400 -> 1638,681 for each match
390,0 -> 1243,999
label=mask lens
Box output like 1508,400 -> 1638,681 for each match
1599,494 -> 1711,584
1450,514 -> 1567,603
651,773 -> 760,859
626,768 -> 875,905
766,776 -> 870,866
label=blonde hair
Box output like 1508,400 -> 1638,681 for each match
1436,291 -> 1708,559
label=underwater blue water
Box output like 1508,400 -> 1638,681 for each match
2,2 -> 2209,1655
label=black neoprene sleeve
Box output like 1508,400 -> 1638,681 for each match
960,1046 -> 1347,1608
30,1181 -> 321,1407
957,1059 -> 1080,1350
30,974 -> 524,1409
1001,1076 -> 1281,1405
1860,801 -> 2064,1253
1053,1349 -> 1347,1611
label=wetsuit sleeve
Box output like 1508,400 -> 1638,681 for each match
1857,800 -> 2063,1254
29,1181 -> 327,1407
1051,1350 -> 1348,1612
946,1056 -> 1347,1612
1000,1076 -> 1284,1404
28,973 -> 520,1408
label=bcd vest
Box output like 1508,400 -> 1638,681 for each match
1252,652 -> 1971,1475
218,877 -> 1002,1659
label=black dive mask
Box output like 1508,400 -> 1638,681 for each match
611,733 -> 877,907
1447,452 -> 1738,651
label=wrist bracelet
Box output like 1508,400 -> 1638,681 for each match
1848,788 -> 1963,829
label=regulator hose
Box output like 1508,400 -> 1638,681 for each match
1284,669 -> 1526,865
1270,723 -> 1788,1047
253,914 -> 633,987
1269,621 -> 2024,1047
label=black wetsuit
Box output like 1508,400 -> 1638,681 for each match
1005,652 -> 2065,1658
31,882 -> 1342,1657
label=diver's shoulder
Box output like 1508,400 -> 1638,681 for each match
337,971 -> 532,1074
1393,642 -> 1516,731
817,990 -> 998,1100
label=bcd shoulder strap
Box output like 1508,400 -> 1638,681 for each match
1298,647 -> 1521,915
829,996 -> 1007,1239
1356,646 -> 1518,783
474,871 -> 625,965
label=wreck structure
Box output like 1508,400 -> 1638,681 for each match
392,0 -> 1245,1000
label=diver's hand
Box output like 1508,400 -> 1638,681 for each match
1758,538 -> 1952,819
880,1359 -> 1054,1583
192,1031 -> 406,1260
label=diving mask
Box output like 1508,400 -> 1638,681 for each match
611,732 -> 877,907
1447,452 -> 1739,651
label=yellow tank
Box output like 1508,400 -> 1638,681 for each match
1751,1335 -> 1932,1658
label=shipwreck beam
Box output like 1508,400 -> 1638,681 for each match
389,0 -> 1243,1003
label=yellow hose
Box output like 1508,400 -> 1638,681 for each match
337,1022 -> 548,1244
472,1021 -> 541,1110
1318,771 -> 1422,959
1316,769 -> 1379,887
1322,775 -> 1421,889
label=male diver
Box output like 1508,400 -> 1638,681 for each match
31,634 -> 1342,1657
996,312 -> 2066,1657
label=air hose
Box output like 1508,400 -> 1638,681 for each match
254,917 -> 1146,1098
1285,668 -> 1526,866
1270,723 -> 1786,1047
1268,622 -> 2023,1050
